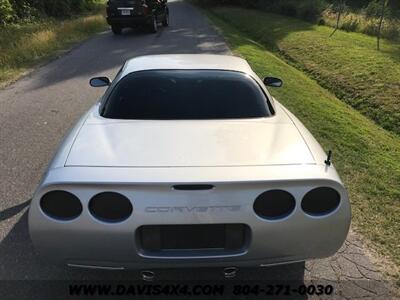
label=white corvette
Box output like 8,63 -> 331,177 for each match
28,54 -> 351,276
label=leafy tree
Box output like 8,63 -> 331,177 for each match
1,0 -> 101,24
0,0 -> 14,24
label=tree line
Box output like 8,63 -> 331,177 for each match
0,0 -> 101,25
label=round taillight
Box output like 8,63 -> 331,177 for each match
253,190 -> 296,220
40,190 -> 82,220
301,187 -> 341,216
89,192 -> 133,223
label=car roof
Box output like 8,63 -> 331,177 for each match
121,54 -> 254,76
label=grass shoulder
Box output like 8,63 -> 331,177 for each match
0,9 -> 107,88
201,7 -> 400,283
204,6 -> 400,136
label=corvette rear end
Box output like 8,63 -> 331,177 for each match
30,168 -> 349,270
28,54 -> 351,271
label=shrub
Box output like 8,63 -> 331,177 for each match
42,0 -> 72,18
10,0 -> 40,21
362,19 -> 376,35
365,0 -> 392,18
297,0 -> 327,22
341,15 -> 360,31
195,0 -> 257,7
0,0 -> 103,24
253,0 -> 328,22
384,20 -> 400,39
271,0 -> 298,17
0,0 -> 14,24
70,0 -> 98,13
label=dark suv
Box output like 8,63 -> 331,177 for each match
106,0 -> 169,34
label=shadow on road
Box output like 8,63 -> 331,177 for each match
0,211 -> 306,296
0,199 -> 30,222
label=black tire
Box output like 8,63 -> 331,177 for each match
162,10 -> 169,27
149,15 -> 157,33
111,25 -> 122,35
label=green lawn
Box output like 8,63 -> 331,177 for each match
208,7 -> 400,136
202,8 -> 400,279
0,11 -> 107,87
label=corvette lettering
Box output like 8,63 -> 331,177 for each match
144,206 -> 241,213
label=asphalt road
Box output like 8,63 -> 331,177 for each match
0,0 -> 396,298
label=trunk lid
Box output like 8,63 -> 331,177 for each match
65,119 -> 315,167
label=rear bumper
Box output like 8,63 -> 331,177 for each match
28,167 -> 351,269
106,16 -> 151,26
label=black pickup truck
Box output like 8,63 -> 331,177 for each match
106,0 -> 169,34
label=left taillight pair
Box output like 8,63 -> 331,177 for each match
39,191 -> 133,223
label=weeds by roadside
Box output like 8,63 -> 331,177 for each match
0,9 -> 107,87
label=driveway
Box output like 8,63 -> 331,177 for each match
0,0 -> 396,298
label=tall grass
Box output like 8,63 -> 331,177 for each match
323,7 -> 400,41
0,12 -> 107,86
194,0 -> 400,41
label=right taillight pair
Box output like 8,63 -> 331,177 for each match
253,187 -> 341,220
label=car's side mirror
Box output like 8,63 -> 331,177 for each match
90,77 -> 111,87
263,77 -> 283,88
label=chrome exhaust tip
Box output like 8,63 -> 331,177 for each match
223,267 -> 238,279
141,270 -> 155,282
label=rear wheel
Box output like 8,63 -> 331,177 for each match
111,25 -> 122,35
149,16 -> 158,33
